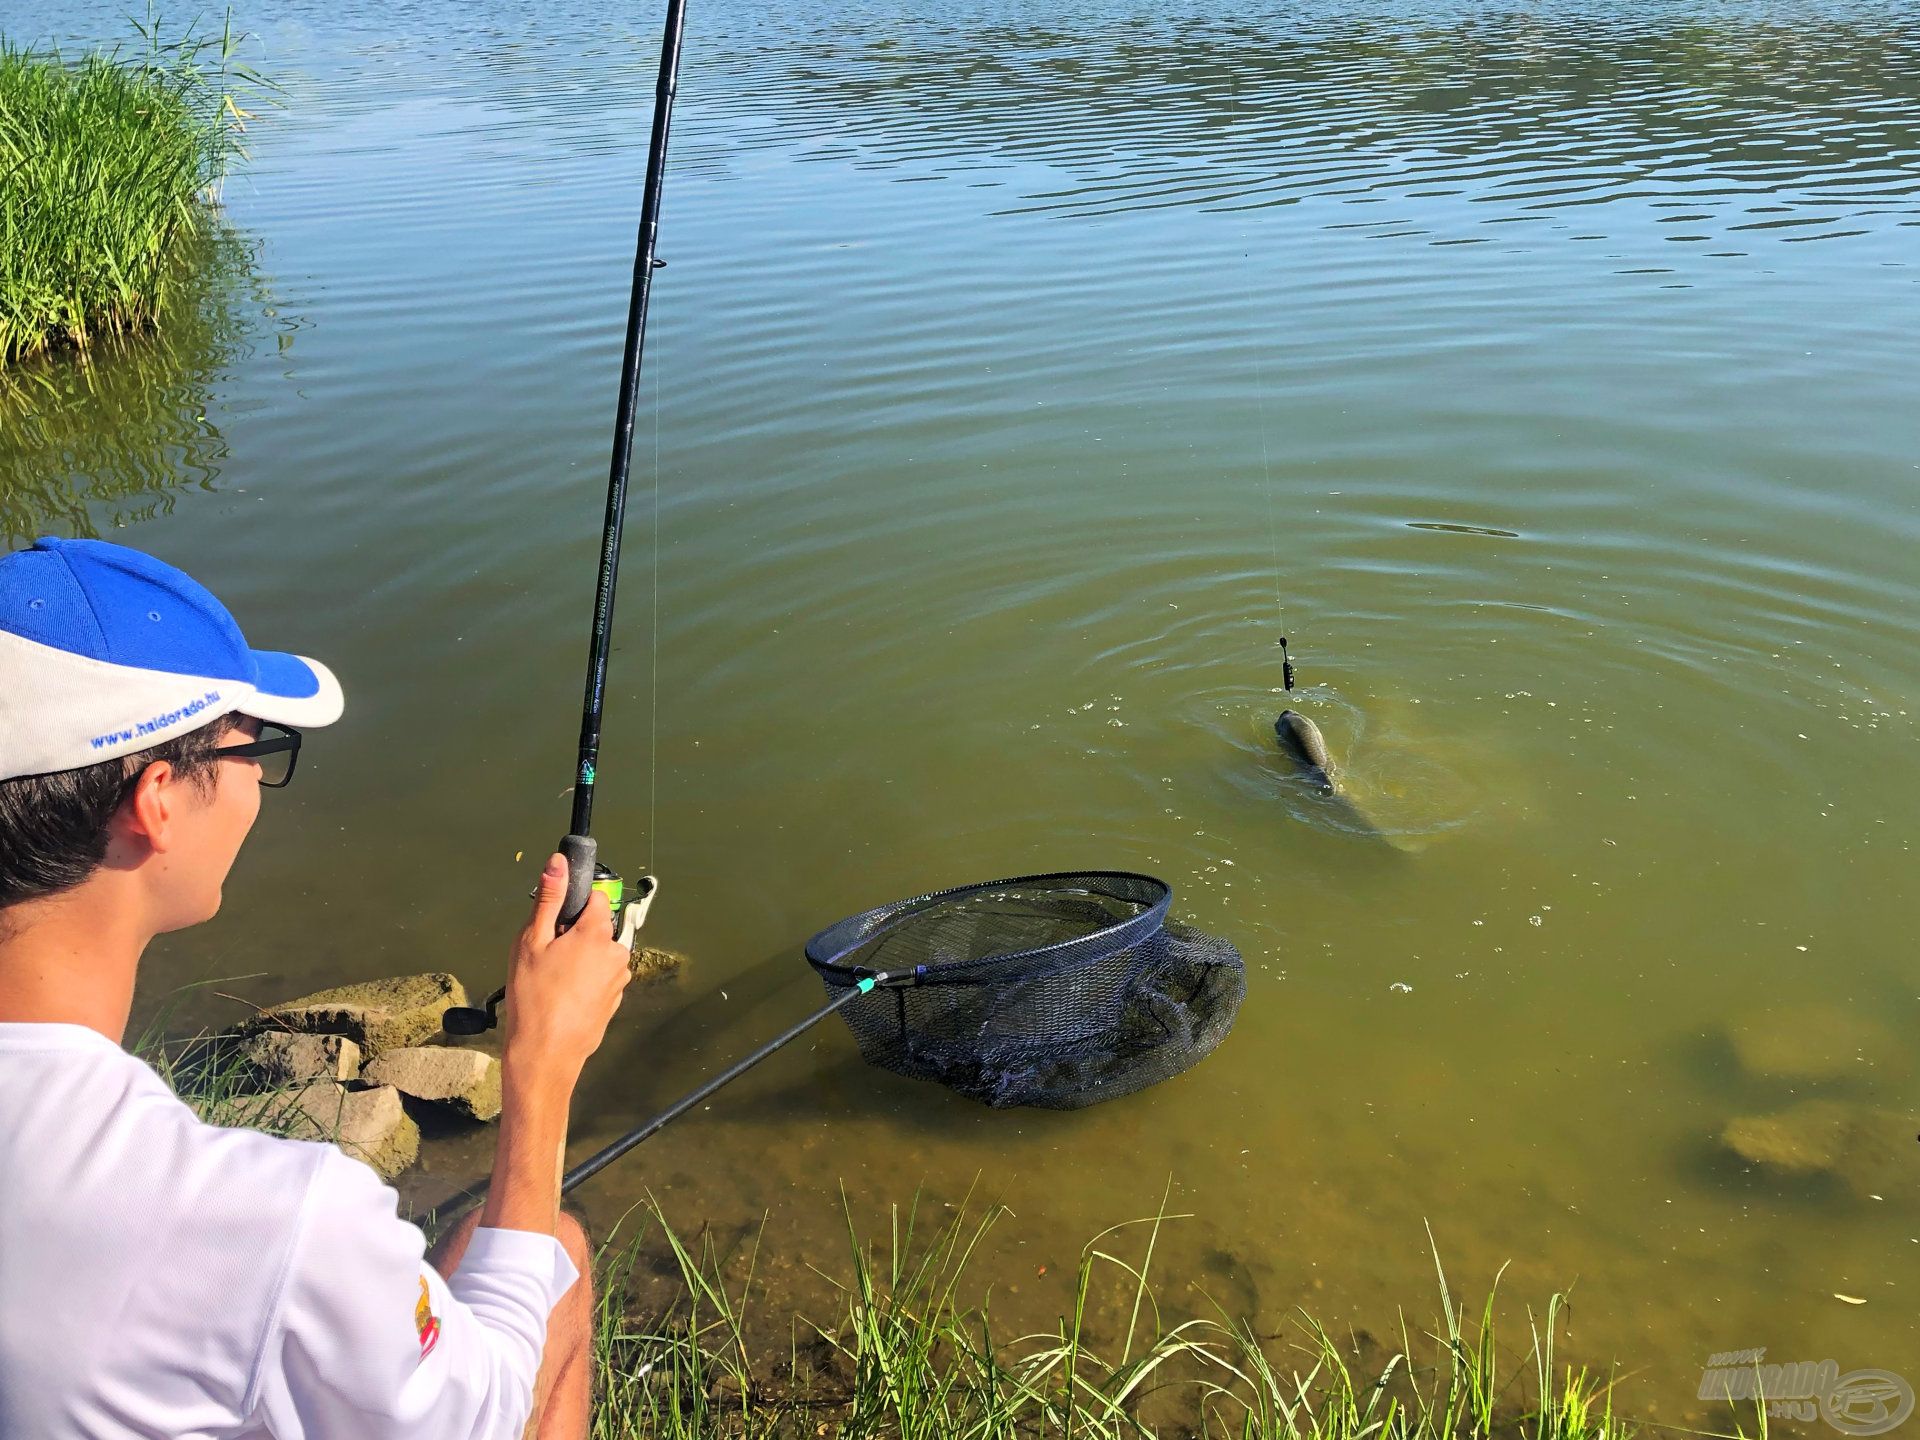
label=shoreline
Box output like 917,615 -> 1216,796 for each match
135,982 -> 1755,1440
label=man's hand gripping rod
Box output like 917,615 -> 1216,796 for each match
442,867 -> 659,1036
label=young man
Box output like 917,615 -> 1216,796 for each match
0,537 -> 635,1439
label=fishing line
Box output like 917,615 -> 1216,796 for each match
1226,63 -> 1295,695
1245,261 -> 1295,693
648,325 -> 662,872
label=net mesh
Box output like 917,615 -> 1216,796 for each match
805,872 -> 1244,1109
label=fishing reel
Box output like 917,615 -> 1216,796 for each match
443,856 -> 658,1037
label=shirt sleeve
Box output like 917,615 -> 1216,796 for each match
247,1146 -> 578,1440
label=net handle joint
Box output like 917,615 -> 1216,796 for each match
849,965 -> 927,992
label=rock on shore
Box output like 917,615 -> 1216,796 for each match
249,973 -> 467,1055
244,1032 -> 362,1086
228,953 -> 686,1180
363,1047 -> 502,1122
240,1083 -> 420,1179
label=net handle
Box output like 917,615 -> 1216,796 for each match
807,870 -> 1172,985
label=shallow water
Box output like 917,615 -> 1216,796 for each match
6,0 -> 1919,1415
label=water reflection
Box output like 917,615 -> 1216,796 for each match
0,227 -> 277,544
690,3 -> 1920,237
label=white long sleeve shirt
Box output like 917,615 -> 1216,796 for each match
0,1022 -> 576,1439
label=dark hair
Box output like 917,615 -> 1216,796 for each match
0,714 -> 239,910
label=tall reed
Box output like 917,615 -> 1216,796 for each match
0,14 -> 262,365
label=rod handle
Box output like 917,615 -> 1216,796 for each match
558,834 -> 598,929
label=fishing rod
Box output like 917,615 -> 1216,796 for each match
440,973 -> 900,1213
445,0 -> 685,1036
561,0 -> 687,933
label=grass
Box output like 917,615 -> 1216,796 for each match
0,13 -> 262,366
131,985 -> 317,1136
589,1194 -> 1642,1440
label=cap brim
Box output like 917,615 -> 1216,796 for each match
245,651 -> 344,729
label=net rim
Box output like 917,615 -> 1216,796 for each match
805,870 -> 1173,987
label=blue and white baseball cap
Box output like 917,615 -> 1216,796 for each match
0,537 -> 344,781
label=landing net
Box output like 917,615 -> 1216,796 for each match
806,872 -> 1244,1109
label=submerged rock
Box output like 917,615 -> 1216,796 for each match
240,1083 -> 420,1180
630,945 -> 687,982
1723,1100 -> 1852,1174
244,1032 -> 362,1086
1720,1099 -> 1910,1197
362,1046 -> 501,1122
252,973 -> 467,1055
1727,1003 -> 1896,1086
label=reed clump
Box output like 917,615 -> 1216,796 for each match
0,17 -> 259,366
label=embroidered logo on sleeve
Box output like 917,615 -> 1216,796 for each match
415,1276 -> 442,1359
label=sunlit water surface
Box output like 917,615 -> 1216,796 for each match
5,0 -> 1919,1415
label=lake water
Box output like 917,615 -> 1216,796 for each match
5,0 -> 1919,1418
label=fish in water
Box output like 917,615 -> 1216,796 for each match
1272,708 -> 1402,849
1273,709 -> 1338,793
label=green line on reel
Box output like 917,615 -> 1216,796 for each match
592,865 -> 625,918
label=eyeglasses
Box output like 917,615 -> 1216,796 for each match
215,723 -> 303,789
